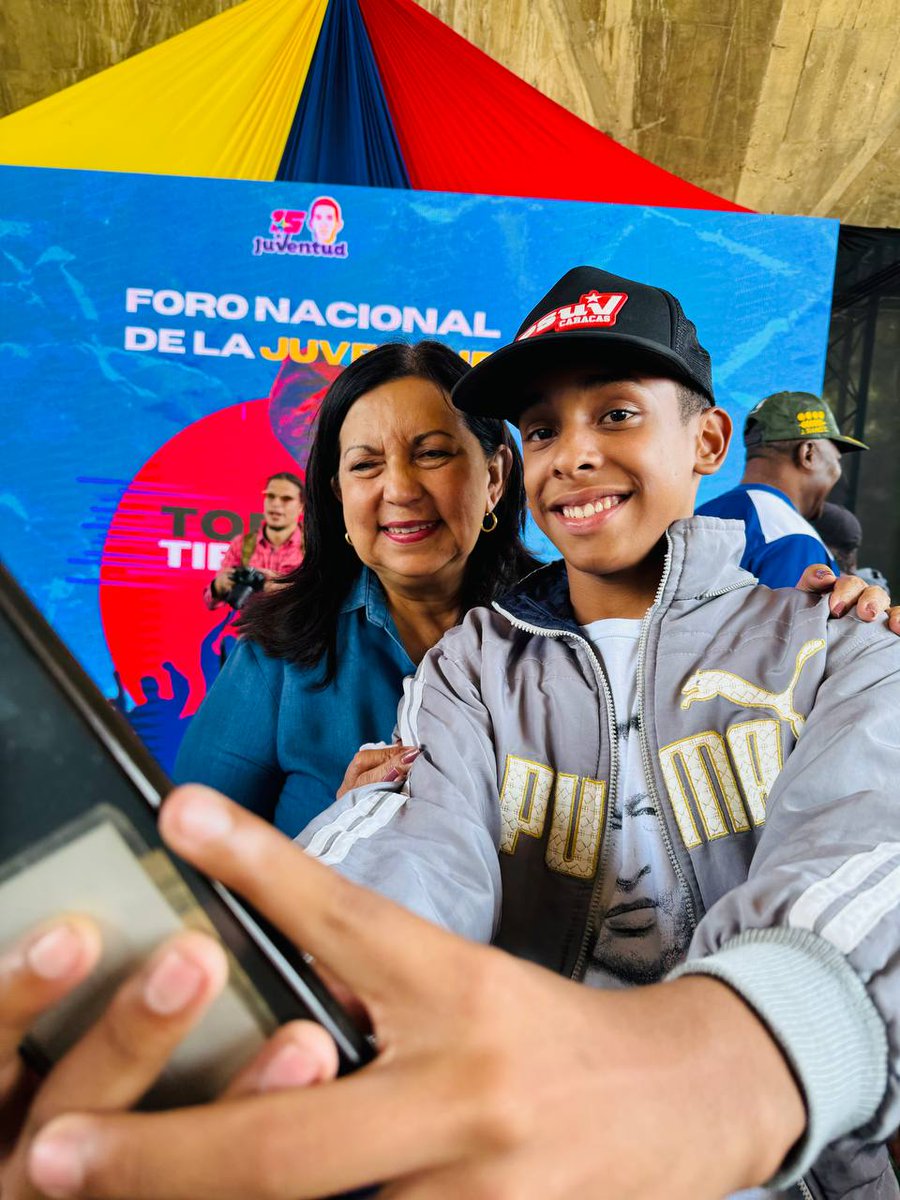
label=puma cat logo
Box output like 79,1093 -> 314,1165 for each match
679,639 -> 825,738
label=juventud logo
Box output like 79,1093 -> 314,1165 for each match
254,196 -> 349,259
517,291 -> 628,340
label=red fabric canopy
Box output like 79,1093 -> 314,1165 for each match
360,0 -> 745,211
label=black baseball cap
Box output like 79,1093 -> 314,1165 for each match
452,265 -> 714,420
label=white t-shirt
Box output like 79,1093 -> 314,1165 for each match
580,619 -> 691,989
580,619 -> 769,1200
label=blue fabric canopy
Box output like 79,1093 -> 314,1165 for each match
276,0 -> 409,185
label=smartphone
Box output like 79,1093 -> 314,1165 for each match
0,560 -> 375,1106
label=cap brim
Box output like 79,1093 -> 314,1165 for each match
451,331 -> 713,420
833,435 -> 868,453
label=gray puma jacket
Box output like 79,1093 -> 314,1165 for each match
300,518 -> 900,1200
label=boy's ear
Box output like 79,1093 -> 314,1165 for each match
694,407 -> 732,477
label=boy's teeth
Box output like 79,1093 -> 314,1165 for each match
562,496 -> 623,519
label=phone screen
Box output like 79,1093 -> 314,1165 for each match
0,562 -> 374,1101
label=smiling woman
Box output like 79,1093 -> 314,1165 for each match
174,342 -> 537,835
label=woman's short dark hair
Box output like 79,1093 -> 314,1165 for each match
240,341 -> 537,681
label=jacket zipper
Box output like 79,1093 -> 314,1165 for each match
635,534 -> 698,935
632,560 -> 811,1200
698,579 -> 755,601
499,559 -> 807,1193
492,606 -> 619,981
495,544 -> 752,979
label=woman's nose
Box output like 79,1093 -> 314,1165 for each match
382,459 -> 424,503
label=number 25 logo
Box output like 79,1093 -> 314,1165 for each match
270,209 -> 306,235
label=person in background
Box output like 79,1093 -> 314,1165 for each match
697,391 -> 867,588
203,472 -> 305,611
814,500 -> 890,592
813,500 -> 862,574
177,342 -> 536,836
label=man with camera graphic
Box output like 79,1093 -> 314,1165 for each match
203,472 -> 305,611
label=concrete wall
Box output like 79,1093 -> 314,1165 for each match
0,0 -> 242,114
418,0 -> 900,225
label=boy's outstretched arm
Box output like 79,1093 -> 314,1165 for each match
27,787 -> 805,1200
297,624 -> 503,943
672,616 -> 900,1183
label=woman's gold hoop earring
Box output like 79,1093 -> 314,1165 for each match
344,531 -> 353,545
481,511 -> 498,533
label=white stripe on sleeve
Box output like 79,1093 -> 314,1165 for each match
819,861 -> 900,955
398,669 -> 426,747
304,665 -> 431,867
789,842 -> 900,934
314,791 -> 408,866
304,788 -> 388,858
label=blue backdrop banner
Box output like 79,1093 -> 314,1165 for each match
0,165 -> 838,771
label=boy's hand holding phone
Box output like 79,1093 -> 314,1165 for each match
0,910 -> 336,1200
21,787 -> 804,1200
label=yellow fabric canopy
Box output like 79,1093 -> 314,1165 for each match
0,0 -> 329,179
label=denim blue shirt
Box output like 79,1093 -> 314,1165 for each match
174,569 -> 415,837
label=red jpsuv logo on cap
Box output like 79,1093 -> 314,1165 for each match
517,291 -> 628,341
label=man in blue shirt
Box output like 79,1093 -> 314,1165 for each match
697,390 -> 867,588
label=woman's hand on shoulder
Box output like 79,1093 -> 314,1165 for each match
337,745 -> 421,799
795,564 -> 900,634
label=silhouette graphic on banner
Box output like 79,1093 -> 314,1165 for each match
100,359 -> 340,771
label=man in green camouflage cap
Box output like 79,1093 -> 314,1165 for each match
697,391 -> 867,588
